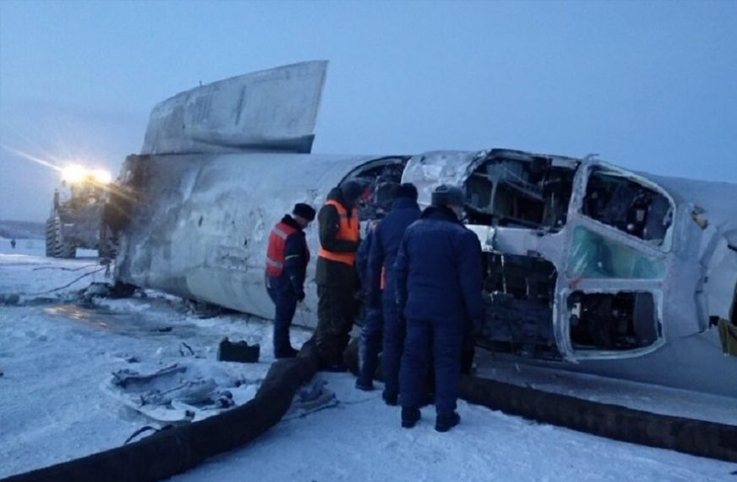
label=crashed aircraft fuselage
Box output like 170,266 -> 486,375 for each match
113,61 -> 737,398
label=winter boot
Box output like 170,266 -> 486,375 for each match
355,378 -> 375,391
401,407 -> 421,428
274,346 -> 299,359
382,390 -> 398,406
435,412 -> 461,432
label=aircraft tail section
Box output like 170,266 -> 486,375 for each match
141,61 -> 328,155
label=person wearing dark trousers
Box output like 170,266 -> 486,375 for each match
265,203 -> 316,359
365,183 -> 421,404
314,181 -> 363,370
355,220 -> 383,390
395,185 -> 484,432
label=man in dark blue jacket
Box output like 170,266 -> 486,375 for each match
355,181 -> 397,390
265,203 -> 316,358
362,183 -> 421,401
395,185 -> 483,432
355,220 -> 383,390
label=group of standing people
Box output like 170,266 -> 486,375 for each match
264,181 -> 483,432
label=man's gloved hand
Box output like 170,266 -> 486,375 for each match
297,289 -> 306,302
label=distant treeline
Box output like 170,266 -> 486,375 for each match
0,220 -> 45,239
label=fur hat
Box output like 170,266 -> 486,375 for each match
292,203 -> 316,221
431,184 -> 464,207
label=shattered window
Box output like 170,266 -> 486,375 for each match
343,158 -> 407,221
568,291 -> 660,351
567,227 -> 666,280
465,157 -> 576,231
479,252 -> 561,360
582,167 -> 673,247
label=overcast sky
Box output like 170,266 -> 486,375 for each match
1,0 -> 735,222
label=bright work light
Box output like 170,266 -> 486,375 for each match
92,169 -> 112,185
61,164 -> 87,184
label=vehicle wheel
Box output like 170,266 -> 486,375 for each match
55,240 -> 77,259
52,216 -> 76,259
45,217 -> 57,257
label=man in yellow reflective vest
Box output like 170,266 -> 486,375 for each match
314,181 -> 363,370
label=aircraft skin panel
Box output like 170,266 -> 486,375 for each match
141,61 -> 328,155
481,328 -> 737,398
115,152 -> 377,322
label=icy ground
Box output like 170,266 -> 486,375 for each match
173,370 -> 736,482
0,237 -> 310,478
1,237 -> 736,481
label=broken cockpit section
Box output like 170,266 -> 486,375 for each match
567,227 -> 666,280
342,156 -> 410,222
464,150 -> 579,360
479,253 -> 561,359
464,150 -> 578,231
568,291 -> 660,352
582,166 -> 674,248
464,153 -> 672,360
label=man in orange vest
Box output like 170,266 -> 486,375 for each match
265,203 -> 316,358
314,181 -> 363,370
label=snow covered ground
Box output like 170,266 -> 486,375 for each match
1,237 -> 736,481
173,371 -> 736,482
0,237 -> 310,478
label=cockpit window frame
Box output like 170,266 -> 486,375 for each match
576,163 -> 677,253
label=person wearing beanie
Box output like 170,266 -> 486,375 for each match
395,184 -> 483,432
265,203 -> 316,358
314,181 -> 362,370
358,183 -> 421,398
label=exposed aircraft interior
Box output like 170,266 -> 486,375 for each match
582,167 -> 673,246
479,252 -> 561,359
342,157 -> 408,222
464,152 -> 577,231
568,291 -> 660,351
464,152 -> 576,359
464,155 -> 667,357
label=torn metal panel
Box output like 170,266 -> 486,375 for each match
141,61 -> 328,155
401,150 -> 479,207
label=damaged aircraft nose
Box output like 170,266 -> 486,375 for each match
110,61 -> 737,398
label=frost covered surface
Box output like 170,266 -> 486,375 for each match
0,238 -> 309,478
1,237 -> 736,481
173,372 -> 736,482
476,357 -> 737,426
0,238 -> 101,297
